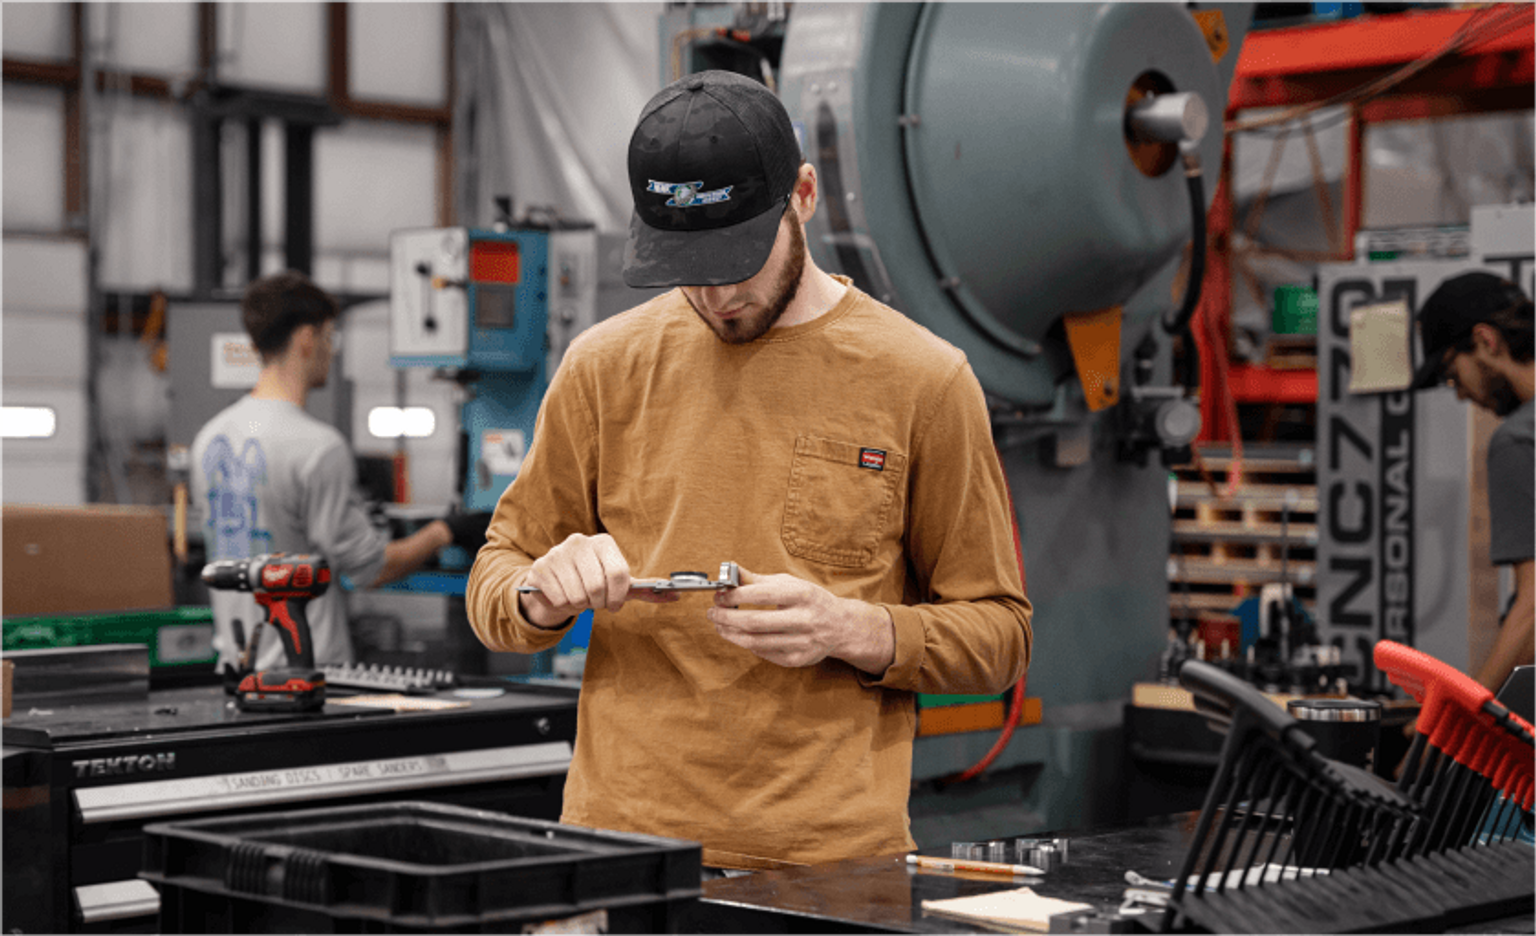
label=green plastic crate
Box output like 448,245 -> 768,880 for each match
3,607 -> 215,667
1272,284 -> 1319,335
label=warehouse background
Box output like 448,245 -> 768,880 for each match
2,2 -> 663,509
1,7 -> 1534,930
3,3 -> 1530,510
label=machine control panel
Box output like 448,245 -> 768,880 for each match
390,228 -> 471,361
389,224 -> 597,510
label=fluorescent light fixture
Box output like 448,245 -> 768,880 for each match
1,406 -> 58,439
367,406 -> 435,439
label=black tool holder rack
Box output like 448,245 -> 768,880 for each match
1159,655 -> 1534,934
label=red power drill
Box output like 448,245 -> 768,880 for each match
202,553 -> 330,712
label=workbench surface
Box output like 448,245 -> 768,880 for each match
694,814 -> 1197,933
693,812 -> 1535,934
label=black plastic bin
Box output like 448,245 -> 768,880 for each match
140,801 -> 702,933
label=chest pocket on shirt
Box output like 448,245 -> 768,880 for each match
781,435 -> 907,568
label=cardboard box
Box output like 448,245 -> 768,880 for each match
2,505 -> 173,617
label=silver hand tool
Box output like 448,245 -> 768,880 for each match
518,561 -> 739,594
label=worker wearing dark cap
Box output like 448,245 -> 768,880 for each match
467,71 -> 1031,871
1411,271 -> 1533,694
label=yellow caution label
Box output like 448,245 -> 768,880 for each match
1192,9 -> 1230,63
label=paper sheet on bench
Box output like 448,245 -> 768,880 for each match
921,886 -> 1092,932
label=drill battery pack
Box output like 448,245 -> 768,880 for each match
237,669 -> 326,712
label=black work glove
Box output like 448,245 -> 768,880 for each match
444,511 -> 495,553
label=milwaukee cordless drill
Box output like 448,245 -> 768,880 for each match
202,553 -> 330,712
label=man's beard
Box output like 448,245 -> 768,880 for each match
687,212 -> 806,345
1469,357 -> 1523,416
1489,376 -> 1521,417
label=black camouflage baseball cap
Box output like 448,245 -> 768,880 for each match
622,70 -> 802,288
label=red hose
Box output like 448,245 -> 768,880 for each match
945,448 -> 1030,784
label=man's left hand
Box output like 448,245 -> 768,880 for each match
706,567 -> 895,675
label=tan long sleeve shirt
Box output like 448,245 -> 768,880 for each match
467,281 -> 1032,868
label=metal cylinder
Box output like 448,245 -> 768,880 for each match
1155,398 -> 1202,447
1289,699 -> 1383,723
1127,91 -> 1210,144
1050,837 -> 1071,863
1288,698 -> 1383,772
951,841 -> 986,860
1013,837 -> 1064,871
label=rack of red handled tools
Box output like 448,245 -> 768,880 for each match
1159,641 -> 1532,933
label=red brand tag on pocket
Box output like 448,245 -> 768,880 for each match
859,448 -> 886,471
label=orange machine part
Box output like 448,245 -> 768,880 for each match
470,241 -> 521,284
1063,306 -> 1124,412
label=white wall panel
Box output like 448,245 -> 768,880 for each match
260,246 -> 286,278
401,365 -> 459,507
2,238 -> 88,313
1,385 -> 86,453
96,97 -> 193,293
342,300 -> 392,385
90,2 -> 198,77
314,120 -> 436,253
345,255 -> 392,295
343,300 -> 458,507
1,461 -> 87,505
2,235 -> 89,505
2,315 -> 87,384
96,335 -> 170,444
350,3 -> 446,107
2,2 -> 73,61
220,119 -> 251,289
456,3 -> 660,233
312,253 -> 391,296
262,120 -> 284,269
2,84 -> 67,232
312,255 -> 350,294
216,2 -> 325,95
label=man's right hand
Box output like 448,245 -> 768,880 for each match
517,532 -> 678,629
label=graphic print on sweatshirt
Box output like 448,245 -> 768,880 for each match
202,434 -> 272,559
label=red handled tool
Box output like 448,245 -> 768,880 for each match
203,553 -> 331,712
1374,640 -> 1533,854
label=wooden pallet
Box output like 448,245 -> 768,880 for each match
1169,449 -> 1317,626
1265,334 -> 1317,370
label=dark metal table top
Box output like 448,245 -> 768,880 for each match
1,682 -> 579,749
696,813 -> 1535,934
698,813 -> 1202,933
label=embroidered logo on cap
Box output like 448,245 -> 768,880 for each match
648,179 -> 733,207
859,448 -> 886,471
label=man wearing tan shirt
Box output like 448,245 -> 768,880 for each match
466,70 -> 1032,870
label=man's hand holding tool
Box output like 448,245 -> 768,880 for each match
516,543 -> 895,675
516,533 -> 681,629
707,568 -> 896,675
